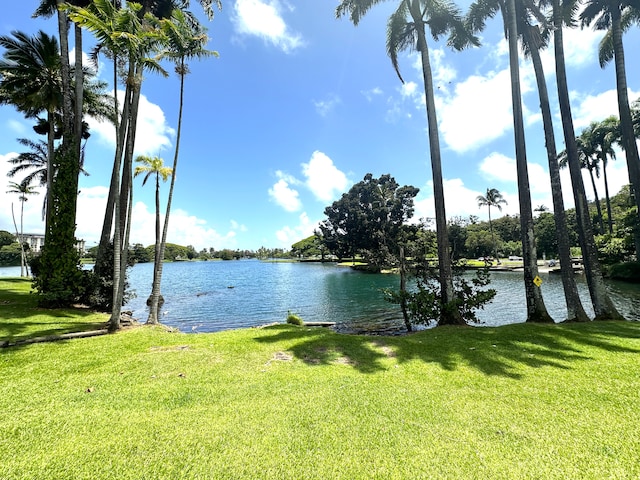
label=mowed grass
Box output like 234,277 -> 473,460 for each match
1,278 -> 640,479
0,278 -> 107,342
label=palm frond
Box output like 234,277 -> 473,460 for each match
386,0 -> 414,83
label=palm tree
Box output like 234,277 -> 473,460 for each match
581,0 -> 640,256
337,0 -> 478,326
134,155 -> 173,318
577,127 -> 606,233
476,188 -> 507,263
551,0 -> 623,320
0,31 -> 61,225
468,0 -> 553,322
515,1 -> 590,322
6,181 -> 38,277
67,0 -> 168,329
142,10 -> 216,324
592,116 -> 620,234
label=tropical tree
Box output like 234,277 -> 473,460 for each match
580,0 -> 640,256
67,0 -> 169,329
337,0 -> 478,325
592,116 -> 620,234
476,188 -> 507,263
6,181 -> 38,277
550,0 -> 623,320
134,155 -> 173,320
0,31 -> 61,223
515,1 -> 590,322
144,9 -> 216,325
468,0 -> 552,322
319,173 -> 420,265
7,138 -> 49,219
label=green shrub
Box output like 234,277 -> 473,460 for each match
286,311 -> 304,326
607,262 -> 640,282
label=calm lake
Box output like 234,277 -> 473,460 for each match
5,260 -> 638,334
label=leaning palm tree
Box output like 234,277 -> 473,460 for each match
337,0 -> 479,326
476,188 -> 507,263
6,181 -> 39,277
550,0 -> 623,320
468,0 -> 553,322
581,0 -> 640,256
143,9 -> 217,325
134,155 -> 173,318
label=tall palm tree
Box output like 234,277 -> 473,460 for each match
134,155 -> 172,316
516,0 -> 590,322
67,0 -> 168,329
468,0 -> 553,322
550,0 -> 623,320
6,181 -> 38,277
476,188 -> 507,263
337,0 -> 478,326
581,0 -> 640,256
142,10 -> 216,324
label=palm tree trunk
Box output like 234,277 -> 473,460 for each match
526,24 -> 589,322
149,56 -> 185,323
46,109 -> 55,227
587,166 -> 605,233
409,0 -> 463,325
505,0 -> 552,323
611,8 -> 640,257
96,78 -> 131,269
552,0 -> 622,320
602,156 -> 613,234
74,24 -> 83,162
19,201 -> 25,277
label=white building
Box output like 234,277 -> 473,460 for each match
21,233 -> 86,254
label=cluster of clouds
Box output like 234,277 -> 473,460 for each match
231,0 -> 303,53
268,151 -> 350,245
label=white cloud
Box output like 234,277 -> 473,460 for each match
572,88 -> 640,130
562,23 -> 605,69
438,69 -> 515,152
87,91 -> 175,156
268,178 -> 302,212
361,87 -> 383,102
8,119 -> 27,135
232,0 -> 303,53
313,94 -> 341,117
275,211 -> 317,247
230,219 -> 248,232
301,151 -> 349,203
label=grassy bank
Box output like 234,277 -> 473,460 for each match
1,278 -> 640,479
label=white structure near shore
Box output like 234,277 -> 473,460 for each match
20,233 -> 85,254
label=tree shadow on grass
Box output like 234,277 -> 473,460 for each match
254,321 -> 640,378
0,279 -> 107,345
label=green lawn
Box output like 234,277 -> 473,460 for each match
1,278 -> 640,479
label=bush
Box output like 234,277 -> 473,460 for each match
384,263 -> 496,327
607,262 -> 640,282
286,311 -> 304,326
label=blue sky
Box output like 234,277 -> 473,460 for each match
1,1 -> 640,252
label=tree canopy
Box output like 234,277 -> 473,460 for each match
319,173 -> 419,266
